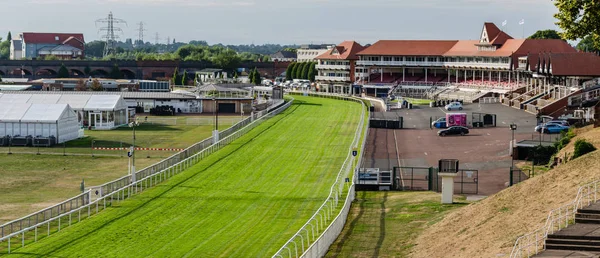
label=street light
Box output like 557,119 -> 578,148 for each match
129,119 -> 140,181
212,97 -> 219,132
510,123 -> 517,170
91,140 -> 96,157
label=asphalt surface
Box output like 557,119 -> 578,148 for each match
362,103 -> 538,195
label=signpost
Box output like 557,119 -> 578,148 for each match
352,148 -> 358,157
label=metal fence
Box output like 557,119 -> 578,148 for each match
395,167 -> 432,191
510,168 -> 532,186
431,169 -> 479,195
0,99 -> 294,253
272,92 -> 369,258
510,180 -> 600,257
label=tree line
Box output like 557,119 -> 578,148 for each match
285,62 -> 316,82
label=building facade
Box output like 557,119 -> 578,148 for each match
10,40 -> 22,60
297,44 -> 334,62
20,33 -> 85,59
315,41 -> 365,94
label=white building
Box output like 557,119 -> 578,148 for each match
10,39 -> 22,60
297,44 -> 334,62
0,103 -> 80,144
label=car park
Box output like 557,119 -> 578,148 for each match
445,102 -> 463,111
534,123 -> 570,134
438,126 -> 469,136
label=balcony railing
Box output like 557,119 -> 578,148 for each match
315,76 -> 351,82
356,60 -> 510,69
316,64 -> 351,70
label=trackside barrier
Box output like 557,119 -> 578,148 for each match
0,99 -> 293,254
510,180 -> 600,257
273,92 -> 369,258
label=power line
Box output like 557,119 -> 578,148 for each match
96,12 -> 127,57
154,32 -> 161,45
136,22 -> 146,46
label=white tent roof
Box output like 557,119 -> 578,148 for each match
21,104 -> 72,123
0,94 -> 32,103
0,103 -> 32,122
27,94 -> 62,104
84,95 -> 127,111
57,95 -> 92,109
0,93 -> 127,112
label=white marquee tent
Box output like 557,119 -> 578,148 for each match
0,93 -> 129,130
0,103 -> 80,143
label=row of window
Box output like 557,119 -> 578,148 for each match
298,50 -> 322,56
361,56 -> 511,64
319,61 -> 349,65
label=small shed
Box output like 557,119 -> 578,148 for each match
83,95 -> 129,129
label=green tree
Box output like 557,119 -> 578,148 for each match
554,0 -> 600,49
285,62 -> 295,81
300,62 -> 309,79
213,49 -> 241,69
307,62 -> 316,82
290,62 -> 299,79
181,70 -> 188,86
84,65 -> 92,76
528,29 -> 563,40
248,69 -> 255,84
252,68 -> 261,85
57,64 -> 70,78
7,32 -> 11,41
90,79 -> 104,91
282,47 -> 297,53
172,67 -> 180,85
44,55 -> 59,61
109,64 -> 122,79
0,74 -> 2,82
576,35 -> 600,53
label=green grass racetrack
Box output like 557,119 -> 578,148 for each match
8,96 -> 362,257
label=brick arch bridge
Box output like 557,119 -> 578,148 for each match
0,60 -> 290,80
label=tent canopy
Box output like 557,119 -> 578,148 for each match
83,95 -> 128,111
21,104 -> 72,123
57,95 -> 92,110
0,94 -> 32,103
0,103 -> 32,123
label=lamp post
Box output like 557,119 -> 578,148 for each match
510,123 -> 517,170
91,140 -> 95,157
129,119 -> 139,182
212,97 -> 219,143
8,137 -> 12,155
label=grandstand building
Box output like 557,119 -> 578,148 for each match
319,22 -> 600,116
314,41 -> 365,94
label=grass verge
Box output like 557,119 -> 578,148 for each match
325,192 -> 467,258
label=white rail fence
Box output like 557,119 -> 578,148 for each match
273,92 -> 369,258
0,99 -> 291,254
510,180 -> 600,258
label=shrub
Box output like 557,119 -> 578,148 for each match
531,145 -> 557,165
572,139 -> 596,159
554,129 -> 575,150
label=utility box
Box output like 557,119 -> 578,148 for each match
446,113 -> 467,127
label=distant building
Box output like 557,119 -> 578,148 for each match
315,41 -> 365,95
297,44 -> 334,62
20,32 -> 85,59
270,51 -> 297,62
10,39 -> 22,60
196,69 -> 227,83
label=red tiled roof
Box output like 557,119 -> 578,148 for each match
547,53 -> 600,76
513,39 -> 576,56
21,33 -> 85,44
357,40 -> 458,56
483,22 -> 513,45
443,39 -> 525,57
315,41 -> 365,60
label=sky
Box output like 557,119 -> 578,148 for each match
0,0 -> 560,45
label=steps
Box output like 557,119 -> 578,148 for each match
542,207 -> 600,255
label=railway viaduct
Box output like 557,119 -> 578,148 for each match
0,60 -> 290,80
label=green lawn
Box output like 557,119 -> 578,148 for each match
325,192 -> 467,258
6,96 -> 363,257
391,98 -> 432,105
0,116 -> 242,224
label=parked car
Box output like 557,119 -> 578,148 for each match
445,102 -> 463,111
438,126 -> 469,136
432,117 -> 447,128
546,120 -> 570,127
534,123 -> 570,134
